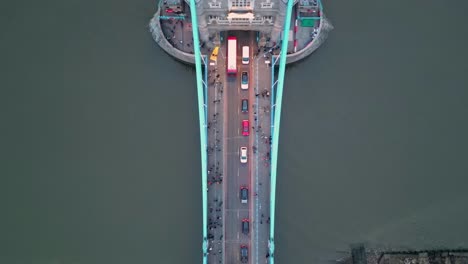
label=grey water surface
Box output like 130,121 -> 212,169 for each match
1,0 -> 467,263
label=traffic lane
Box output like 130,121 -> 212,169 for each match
225,210 -> 240,248
228,104 -> 250,255
225,30 -> 254,263
238,30 -> 255,264
238,30 -> 256,264
225,66 -> 245,260
237,85 -> 251,215
225,150 -> 240,256
225,240 -> 241,264
225,137 -> 240,210
225,74 -> 240,217
225,75 -> 243,264
224,213 -> 250,264
225,155 -> 240,213
222,45 -> 238,261
225,209 -> 249,242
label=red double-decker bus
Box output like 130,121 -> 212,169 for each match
227,36 -> 237,75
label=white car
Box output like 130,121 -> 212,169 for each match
240,147 -> 248,163
241,72 -> 248,90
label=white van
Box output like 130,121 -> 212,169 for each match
242,46 -> 249,65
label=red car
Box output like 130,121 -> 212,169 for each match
242,120 -> 249,136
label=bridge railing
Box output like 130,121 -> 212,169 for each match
185,0 -> 209,263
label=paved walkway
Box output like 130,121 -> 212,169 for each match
206,41 -> 227,264
159,1 -> 212,55
252,50 -> 273,264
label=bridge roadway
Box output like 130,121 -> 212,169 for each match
206,31 -> 273,264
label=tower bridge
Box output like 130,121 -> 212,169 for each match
149,0 -> 332,263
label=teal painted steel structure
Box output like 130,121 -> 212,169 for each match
186,0 -> 209,263
297,16 -> 320,20
268,0 -> 295,262
269,0 -> 323,263
158,15 -> 186,20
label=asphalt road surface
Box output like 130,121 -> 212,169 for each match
223,31 -> 256,264
207,30 -> 272,264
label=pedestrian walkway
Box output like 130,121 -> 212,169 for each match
159,1 -> 212,55
206,41 -> 227,264
251,48 -> 273,264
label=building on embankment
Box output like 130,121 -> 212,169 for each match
149,0 -> 333,64
339,245 -> 468,264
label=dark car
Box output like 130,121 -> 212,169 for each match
240,187 -> 248,204
241,71 -> 248,89
241,99 -> 248,113
242,219 -> 249,234
240,245 -> 248,263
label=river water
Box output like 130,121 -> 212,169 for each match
1,0 -> 467,263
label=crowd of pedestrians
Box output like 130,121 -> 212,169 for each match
206,65 -> 224,264
162,19 -> 194,52
207,161 -> 223,185
255,89 -> 270,98
253,43 -> 281,60
259,213 -> 271,225
161,17 -> 212,54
